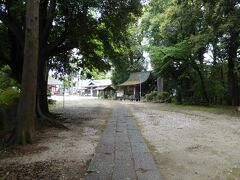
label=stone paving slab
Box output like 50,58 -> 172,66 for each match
95,143 -> 115,154
133,152 -> 159,171
112,159 -> 136,180
136,170 -> 162,180
131,142 -> 149,153
85,103 -> 163,180
86,153 -> 114,180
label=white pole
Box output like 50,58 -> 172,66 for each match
63,84 -> 65,110
139,73 -> 142,101
140,83 -> 142,101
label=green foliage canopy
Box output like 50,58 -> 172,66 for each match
141,0 -> 240,105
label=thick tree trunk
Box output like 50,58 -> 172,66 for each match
6,1 -> 24,83
192,49 -> 209,104
37,0 -> 56,118
227,58 -> 239,106
197,68 -> 209,104
38,77 -> 50,115
3,0 -> 68,136
12,0 -> 39,145
227,31 -> 239,106
37,54 -> 50,116
36,58 -> 68,130
8,32 -> 24,83
223,1 -> 240,106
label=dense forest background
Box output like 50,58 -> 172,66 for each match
140,0 -> 240,106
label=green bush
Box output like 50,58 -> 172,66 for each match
157,92 -> 170,101
48,98 -> 56,105
47,89 -> 51,97
145,91 -> 170,102
145,91 -> 158,101
0,87 -> 19,106
0,65 -> 19,91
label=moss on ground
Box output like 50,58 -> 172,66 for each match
151,103 -> 240,117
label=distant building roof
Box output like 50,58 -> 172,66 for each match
95,85 -> 114,91
85,79 -> 111,88
119,71 -> 151,86
92,79 -> 111,86
48,77 -> 62,85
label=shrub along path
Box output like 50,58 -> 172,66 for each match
85,103 -> 163,180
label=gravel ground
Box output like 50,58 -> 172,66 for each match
1,98 -> 239,180
0,97 -> 112,180
125,101 -> 240,180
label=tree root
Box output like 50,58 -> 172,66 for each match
2,110 -> 68,148
3,127 -> 33,148
39,116 -> 69,130
0,129 -> 14,148
37,102 -> 69,130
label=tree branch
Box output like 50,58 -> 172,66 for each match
43,0 -> 56,42
46,15 -> 70,56
0,11 -> 24,48
47,43 -> 75,57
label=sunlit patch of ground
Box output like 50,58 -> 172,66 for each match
125,101 -> 240,180
0,97 -> 112,179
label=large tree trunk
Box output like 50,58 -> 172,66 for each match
227,31 -> 239,106
37,76 -> 50,116
36,0 -> 56,119
192,49 -> 209,104
2,0 -> 67,135
224,1 -> 240,106
12,0 -> 39,145
6,1 -> 24,83
8,32 -> 24,83
36,56 -> 68,130
37,53 -> 50,116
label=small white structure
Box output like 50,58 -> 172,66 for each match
84,79 -> 112,97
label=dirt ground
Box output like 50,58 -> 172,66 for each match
1,98 -> 240,180
125,101 -> 240,180
0,97 -> 112,180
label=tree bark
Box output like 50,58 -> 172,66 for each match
192,49 -> 209,104
197,68 -> 209,104
12,0 -> 39,145
227,31 -> 239,106
5,1 -> 24,83
37,52 -> 50,115
8,32 -> 24,83
224,1 -> 240,106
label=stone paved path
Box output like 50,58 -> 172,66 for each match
85,103 -> 163,180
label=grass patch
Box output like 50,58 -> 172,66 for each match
227,167 -> 240,180
152,103 -> 240,117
